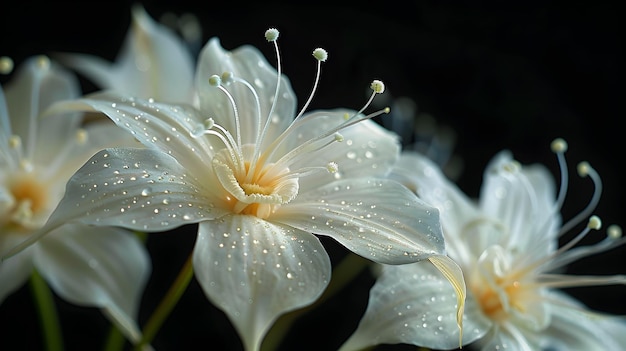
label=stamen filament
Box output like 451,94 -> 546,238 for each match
558,162 -> 602,236
194,123 -> 244,174
216,85 -> 242,149
537,273 -> 626,289
293,50 -> 325,120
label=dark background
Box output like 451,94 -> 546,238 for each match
1,1 -> 624,350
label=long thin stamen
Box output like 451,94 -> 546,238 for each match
267,106 -> 390,174
558,161 -> 602,236
293,48 -> 327,120
513,216 -> 603,280
551,138 -> 569,211
209,75 -> 242,149
262,81 -> 388,169
246,28 -> 282,182
25,56 -> 50,162
193,118 -> 244,174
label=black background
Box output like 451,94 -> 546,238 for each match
1,1 -> 624,350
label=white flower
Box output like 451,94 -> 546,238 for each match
340,140 -> 626,350
0,56 -> 150,344
57,4 -> 196,104
7,31 -> 459,351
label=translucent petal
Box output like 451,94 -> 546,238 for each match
46,92 -> 214,178
58,4 -> 196,103
0,236 -> 34,303
285,114 -> 400,191
34,223 -> 150,344
339,260 -> 490,351
193,216 -> 330,351
273,178 -> 445,264
542,292 -> 626,350
195,38 -> 296,147
389,151 -> 480,265
3,57 -> 82,162
479,150 -> 559,258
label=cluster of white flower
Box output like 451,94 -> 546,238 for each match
1,5 -> 624,351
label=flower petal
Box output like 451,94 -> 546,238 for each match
0,236 -> 34,303
34,223 -> 150,343
4,56 -> 82,162
389,151 -> 481,266
58,5 -> 196,103
195,37 -> 296,146
284,112 -> 400,191
542,292 -> 626,350
273,178 -> 445,264
193,216 -> 330,351
479,150 -> 559,258
46,92 -> 214,177
339,260 -> 490,351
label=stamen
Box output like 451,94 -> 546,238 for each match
608,224 -> 622,239
551,138 -> 569,212
326,162 -> 339,173
559,161 -> 602,236
192,119 -> 244,174
265,28 -> 279,42
293,47 -> 328,120
209,74 -> 242,148
0,56 -> 13,74
344,80 -> 386,121
517,216 -> 603,276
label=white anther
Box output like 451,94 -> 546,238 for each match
343,113 -> 351,120
265,28 -> 279,42
221,71 -> 234,85
607,224 -> 622,239
577,161 -> 591,177
75,129 -> 88,144
334,133 -> 344,142
8,135 -> 21,149
588,215 -> 602,230
0,56 -> 14,74
370,80 -> 385,94
36,55 -> 50,70
326,162 -> 339,173
383,107 -> 391,114
313,48 -> 328,62
203,118 -> 215,129
208,75 -> 222,87
551,138 -> 568,153
503,160 -> 521,173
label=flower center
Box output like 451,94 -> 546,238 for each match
3,174 -> 48,231
212,145 -> 299,219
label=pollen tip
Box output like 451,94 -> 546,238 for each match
370,79 -> 385,94
551,138 -> 568,153
607,224 -> 622,239
8,135 -> 21,149
203,118 -> 215,130
265,28 -> 279,42
577,161 -> 592,177
75,129 -> 88,144
343,112 -> 351,120
588,215 -> 602,230
221,71 -> 234,85
0,56 -> 14,75
36,55 -> 50,70
334,132 -> 344,142
326,162 -> 339,173
383,106 -> 391,114
313,48 -> 328,62
208,74 -> 222,87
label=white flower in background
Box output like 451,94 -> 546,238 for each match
57,4 -> 196,104
0,56 -> 150,344
340,139 -> 626,350
4,29 -> 466,351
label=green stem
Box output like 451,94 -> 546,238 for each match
30,269 -> 64,351
133,253 -> 194,351
261,253 -> 371,351
103,325 -> 125,351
